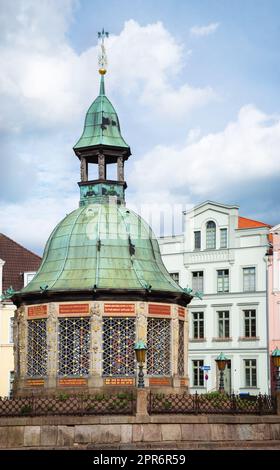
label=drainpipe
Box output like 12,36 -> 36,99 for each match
264,251 -> 271,394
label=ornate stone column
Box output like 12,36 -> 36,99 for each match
136,302 -> 148,386
117,156 -> 124,181
89,302 -> 103,388
14,306 -> 27,395
183,313 -> 189,387
98,153 -> 106,180
46,303 -> 58,391
80,156 -> 88,182
171,305 -> 180,387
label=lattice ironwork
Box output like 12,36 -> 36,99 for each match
147,318 -> 171,376
102,317 -> 136,376
178,320 -> 184,376
0,393 -> 135,417
58,318 -> 90,376
149,392 -> 276,415
27,319 -> 47,377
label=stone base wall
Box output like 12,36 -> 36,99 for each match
1,414 -> 280,449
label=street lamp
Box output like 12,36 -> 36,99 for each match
134,340 -> 147,388
272,347 -> 280,391
215,352 -> 228,393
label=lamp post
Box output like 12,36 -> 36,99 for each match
215,352 -> 228,393
272,347 -> 280,392
134,340 -> 147,388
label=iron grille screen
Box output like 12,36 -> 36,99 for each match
178,320 -> 184,376
27,319 -> 47,377
58,318 -> 90,376
147,318 -> 171,375
102,317 -> 136,376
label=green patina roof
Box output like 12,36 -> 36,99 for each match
74,75 -> 129,150
22,204 -> 184,294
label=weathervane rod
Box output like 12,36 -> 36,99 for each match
98,28 -> 109,75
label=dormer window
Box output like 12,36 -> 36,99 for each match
206,221 -> 216,249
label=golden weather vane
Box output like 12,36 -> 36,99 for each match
98,28 -> 109,75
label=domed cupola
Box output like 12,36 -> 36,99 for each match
12,30 -> 192,396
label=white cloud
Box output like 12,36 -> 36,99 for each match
0,6 -> 216,133
130,105 -> 280,204
190,22 -> 220,37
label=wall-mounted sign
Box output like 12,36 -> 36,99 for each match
103,378 -> 135,386
27,305 -> 47,318
59,304 -> 90,315
58,378 -> 87,387
25,379 -> 45,387
148,304 -> 171,316
104,303 -> 135,316
149,377 -> 171,386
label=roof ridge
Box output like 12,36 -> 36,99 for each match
0,233 -> 42,260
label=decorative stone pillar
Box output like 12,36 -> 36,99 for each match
14,306 -> 27,394
98,153 -> 106,180
46,303 -> 58,391
117,156 -> 124,181
136,302 -> 148,386
89,302 -> 103,388
183,312 -> 189,385
80,157 -> 88,182
171,306 -> 180,387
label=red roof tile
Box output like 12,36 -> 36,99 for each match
238,216 -> 271,230
0,234 -> 41,292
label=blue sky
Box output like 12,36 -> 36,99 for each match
1,0 -> 280,254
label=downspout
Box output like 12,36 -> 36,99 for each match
264,247 -> 271,394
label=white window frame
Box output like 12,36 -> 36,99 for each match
217,310 -> 230,338
192,359 -> 204,387
220,228 -> 228,249
243,267 -> 256,292
24,271 -> 36,287
217,269 -> 229,293
192,312 -> 205,339
244,358 -> 257,387
192,271 -> 204,292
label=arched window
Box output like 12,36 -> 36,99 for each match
206,221 -> 216,249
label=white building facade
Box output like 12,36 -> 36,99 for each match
159,201 -> 271,395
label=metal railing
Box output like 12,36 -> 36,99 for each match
0,393 -> 135,417
148,392 -> 276,415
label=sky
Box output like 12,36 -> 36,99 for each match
1,0 -> 280,255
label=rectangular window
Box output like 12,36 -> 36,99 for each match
192,312 -> 204,339
170,272 -> 179,284
193,360 -> 204,387
194,231 -> 201,250
147,318 -> 171,376
218,311 -> 230,338
192,271 -> 203,292
244,310 -> 256,337
103,317 -> 136,376
58,318 -> 90,376
27,319 -> 47,377
243,267 -> 256,292
244,359 -> 257,387
217,269 -> 229,293
9,317 -> 14,343
220,228 -> 228,248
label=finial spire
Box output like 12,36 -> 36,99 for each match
98,28 -> 109,75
